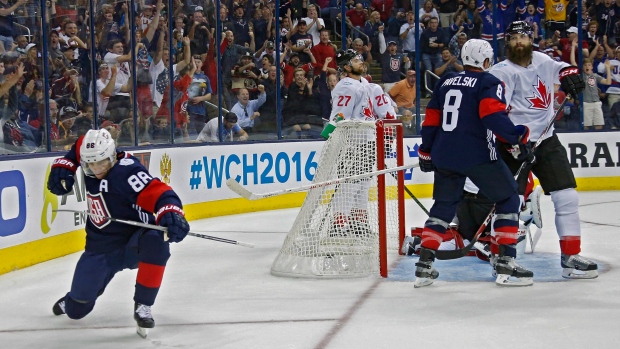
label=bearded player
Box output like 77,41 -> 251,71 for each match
489,21 -> 597,279
325,49 -> 395,236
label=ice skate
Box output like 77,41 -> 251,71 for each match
495,255 -> 534,286
134,303 -> 155,338
561,254 -> 598,279
401,236 -> 421,256
414,248 -> 439,288
52,297 -> 66,316
489,253 -> 498,277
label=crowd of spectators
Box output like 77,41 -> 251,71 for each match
2,0 -> 620,155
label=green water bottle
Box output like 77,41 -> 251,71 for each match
320,113 -> 344,139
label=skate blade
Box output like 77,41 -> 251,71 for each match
495,274 -> 533,287
414,277 -> 435,288
562,268 -> 598,279
137,326 -> 149,339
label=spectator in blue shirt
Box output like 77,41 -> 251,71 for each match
231,85 -> 267,133
187,55 -> 213,135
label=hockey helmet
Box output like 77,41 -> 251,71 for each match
80,128 -> 116,177
336,49 -> 361,69
461,39 -> 494,71
506,21 -> 533,38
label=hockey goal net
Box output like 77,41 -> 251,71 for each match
271,120 -> 406,278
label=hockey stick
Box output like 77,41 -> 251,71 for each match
227,162 -> 420,200
384,167 -> 430,215
53,209 -> 255,248
434,96 -> 569,260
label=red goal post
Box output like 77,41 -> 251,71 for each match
270,119 -> 407,278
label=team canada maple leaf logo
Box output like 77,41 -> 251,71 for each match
362,97 -> 375,120
526,76 -> 551,110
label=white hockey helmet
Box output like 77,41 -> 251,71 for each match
80,128 -> 116,176
461,39 -> 494,71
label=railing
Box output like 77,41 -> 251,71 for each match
333,17 -> 370,47
424,70 -> 439,97
13,23 -> 31,43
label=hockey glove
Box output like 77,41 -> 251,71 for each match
418,149 -> 434,172
156,205 -> 190,243
507,125 -> 535,163
47,157 -> 78,195
559,66 -> 585,98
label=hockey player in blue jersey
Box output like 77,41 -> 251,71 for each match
47,128 -> 190,337
416,39 -> 534,287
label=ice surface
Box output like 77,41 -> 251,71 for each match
1,192 -> 619,349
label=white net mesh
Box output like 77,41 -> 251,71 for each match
271,120 -> 404,278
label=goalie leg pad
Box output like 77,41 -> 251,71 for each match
528,185 -> 543,229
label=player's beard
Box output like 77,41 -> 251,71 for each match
507,41 -> 533,66
348,64 -> 364,78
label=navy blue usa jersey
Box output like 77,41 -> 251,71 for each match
63,137 -> 183,253
420,70 -> 522,171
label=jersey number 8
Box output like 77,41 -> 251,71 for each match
128,171 -> 153,192
442,90 -> 463,131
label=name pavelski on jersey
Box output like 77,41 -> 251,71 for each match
441,75 -> 478,88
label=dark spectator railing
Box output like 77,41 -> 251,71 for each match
333,17 -> 370,47
424,70 -> 439,97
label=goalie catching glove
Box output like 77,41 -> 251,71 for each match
507,125 -> 535,163
48,157 -> 78,195
155,205 -> 190,243
418,148 -> 434,172
559,66 -> 585,98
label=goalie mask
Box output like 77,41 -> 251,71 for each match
461,39 -> 495,71
80,128 -> 117,178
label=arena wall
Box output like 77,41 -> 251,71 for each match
1,133 -> 618,275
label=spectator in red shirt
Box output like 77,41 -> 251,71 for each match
371,0 -> 395,22
311,29 -> 338,76
560,27 -> 589,64
343,3 -> 367,40
281,44 -> 315,87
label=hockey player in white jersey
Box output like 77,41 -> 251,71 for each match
489,21 -> 597,279
326,49 -> 395,236
329,49 -> 373,121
